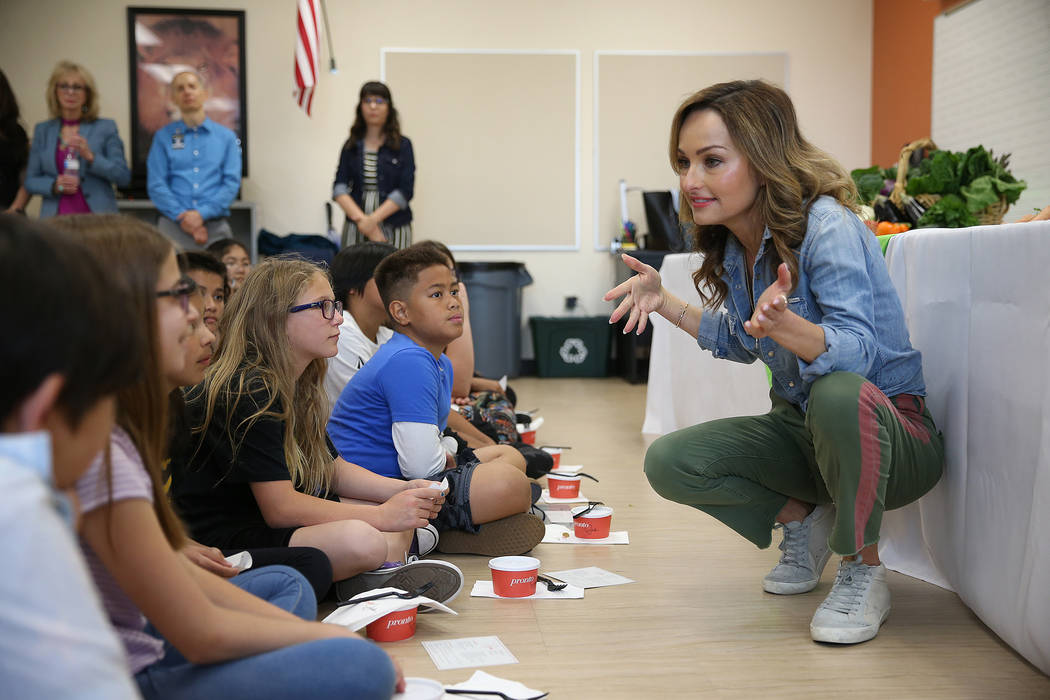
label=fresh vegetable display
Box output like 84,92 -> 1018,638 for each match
851,143 -> 1027,229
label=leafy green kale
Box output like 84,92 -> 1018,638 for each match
917,194 -> 979,228
850,166 -> 885,206
906,150 -> 961,196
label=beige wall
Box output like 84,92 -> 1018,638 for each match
1,0 -> 872,358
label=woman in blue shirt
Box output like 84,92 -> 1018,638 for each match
332,82 -> 415,249
606,80 -> 944,645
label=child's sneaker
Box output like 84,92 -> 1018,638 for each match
412,524 -> 440,557
435,512 -> 545,556
763,504 -> 835,594
810,559 -> 891,644
334,558 -> 463,605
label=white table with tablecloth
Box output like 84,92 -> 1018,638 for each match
643,223 -> 1050,674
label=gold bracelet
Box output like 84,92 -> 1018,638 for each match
674,302 -> 689,329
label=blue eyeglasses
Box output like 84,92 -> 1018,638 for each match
289,299 -> 343,320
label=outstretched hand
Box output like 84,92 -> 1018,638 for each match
744,262 -> 793,339
604,254 -> 665,335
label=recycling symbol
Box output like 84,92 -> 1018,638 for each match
558,337 -> 588,364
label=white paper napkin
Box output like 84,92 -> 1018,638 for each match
223,550 -> 252,571
421,636 -> 518,670
322,587 -> 457,631
516,416 -> 544,433
542,508 -> 574,524
446,670 -> 544,699
545,566 -> 634,588
470,580 -> 584,599
541,523 -> 629,544
538,488 -> 590,504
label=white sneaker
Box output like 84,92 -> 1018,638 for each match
763,504 -> 835,594
414,524 -> 439,557
810,560 -> 891,644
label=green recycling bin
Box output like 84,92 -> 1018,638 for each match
529,316 -> 612,378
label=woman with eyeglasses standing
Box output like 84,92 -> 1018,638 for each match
25,61 -> 130,217
332,81 -> 415,249
172,256 -> 463,604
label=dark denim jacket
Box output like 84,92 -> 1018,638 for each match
332,136 -> 415,228
695,196 -> 926,411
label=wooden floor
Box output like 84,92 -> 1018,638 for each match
334,377 -> 1050,699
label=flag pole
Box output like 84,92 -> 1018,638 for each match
320,0 -> 337,73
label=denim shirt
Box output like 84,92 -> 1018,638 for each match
332,136 -> 415,228
147,118 -> 242,221
695,196 -> 925,411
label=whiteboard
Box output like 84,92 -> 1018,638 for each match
932,0 -> 1050,220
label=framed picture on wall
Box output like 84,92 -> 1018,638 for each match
124,6 -> 247,196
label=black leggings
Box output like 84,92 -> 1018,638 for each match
222,546 -> 333,603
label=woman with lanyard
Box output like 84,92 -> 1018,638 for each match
25,61 -> 130,217
332,81 -> 415,249
606,80 -> 944,645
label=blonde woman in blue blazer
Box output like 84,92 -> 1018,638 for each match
25,61 -> 130,217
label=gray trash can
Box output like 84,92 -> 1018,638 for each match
457,262 -> 533,378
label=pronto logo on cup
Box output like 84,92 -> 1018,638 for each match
366,606 -> 418,642
547,474 -> 581,498
489,556 -> 540,597
571,504 -> 613,539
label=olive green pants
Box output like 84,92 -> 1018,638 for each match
644,371 -> 944,556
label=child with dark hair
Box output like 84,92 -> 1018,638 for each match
179,250 -> 228,335
328,244 -> 544,556
0,214 -> 142,697
206,237 -> 251,291
324,240 -> 397,404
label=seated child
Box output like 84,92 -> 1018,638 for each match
173,255 -> 463,603
167,274 -> 335,601
179,250 -> 228,335
0,214 -> 142,698
324,241 -> 398,406
328,244 -> 544,556
57,214 -> 402,698
206,237 -> 251,292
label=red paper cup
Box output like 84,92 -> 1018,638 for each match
520,428 -> 536,444
488,556 -> 539,597
366,606 -> 417,642
542,447 -> 562,469
547,474 -> 581,498
572,505 -> 613,539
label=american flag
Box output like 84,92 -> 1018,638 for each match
294,0 -> 321,115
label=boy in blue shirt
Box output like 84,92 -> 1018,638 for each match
328,244 -> 543,556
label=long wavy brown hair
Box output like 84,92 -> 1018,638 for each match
669,80 -> 858,309
344,81 -> 403,151
191,256 -> 335,497
50,214 -> 185,547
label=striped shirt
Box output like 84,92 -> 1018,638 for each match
342,150 -> 413,249
76,427 -> 165,674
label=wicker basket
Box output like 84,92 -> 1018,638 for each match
889,138 -> 1007,226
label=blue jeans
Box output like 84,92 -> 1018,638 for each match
135,566 -> 396,699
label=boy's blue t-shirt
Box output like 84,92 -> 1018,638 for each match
327,331 -> 453,479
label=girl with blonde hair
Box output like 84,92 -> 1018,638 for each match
57,215 -> 400,699
174,255 -> 463,603
607,80 -> 944,645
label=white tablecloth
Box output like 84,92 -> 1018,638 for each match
642,252 -> 771,435
880,222 -> 1050,675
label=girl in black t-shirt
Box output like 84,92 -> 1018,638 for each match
175,256 -> 462,601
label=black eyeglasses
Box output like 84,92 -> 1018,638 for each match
289,299 -> 343,320
57,83 -> 86,93
156,276 -> 198,313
